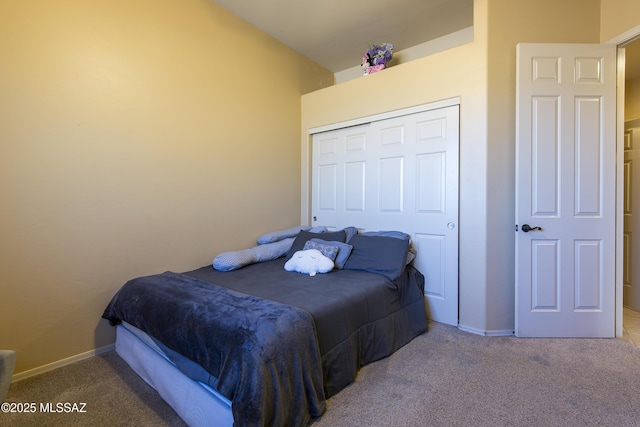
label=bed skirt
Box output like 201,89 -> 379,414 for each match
115,322 -> 233,427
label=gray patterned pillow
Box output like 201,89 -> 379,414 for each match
309,238 -> 353,269
303,240 -> 339,261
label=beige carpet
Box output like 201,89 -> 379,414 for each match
5,321 -> 640,427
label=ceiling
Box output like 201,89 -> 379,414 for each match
210,0 -> 640,80
210,0 -> 474,73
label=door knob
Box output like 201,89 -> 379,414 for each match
521,224 -> 542,232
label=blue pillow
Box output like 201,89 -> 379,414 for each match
342,226 -> 360,242
355,230 -> 410,241
343,234 -> 409,280
310,238 -> 353,269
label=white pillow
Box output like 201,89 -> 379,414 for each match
284,249 -> 334,277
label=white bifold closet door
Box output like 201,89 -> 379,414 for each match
311,105 -> 460,326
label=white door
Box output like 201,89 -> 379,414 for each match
312,106 -> 459,326
624,120 -> 640,310
515,43 -> 616,337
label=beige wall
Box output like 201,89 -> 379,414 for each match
627,78 -> 640,120
0,0 -> 333,375
601,0 -> 640,43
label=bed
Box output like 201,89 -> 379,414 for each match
102,227 -> 428,426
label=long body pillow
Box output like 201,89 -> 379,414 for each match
213,237 -> 294,271
256,226 -> 311,245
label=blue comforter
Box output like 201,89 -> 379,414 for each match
103,259 -> 428,426
102,272 -> 325,427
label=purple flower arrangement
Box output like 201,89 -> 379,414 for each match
361,43 -> 394,75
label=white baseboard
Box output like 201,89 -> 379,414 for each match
458,324 -> 515,337
10,323 -> 514,383
11,343 -> 115,383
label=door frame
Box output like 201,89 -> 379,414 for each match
608,25 -> 640,337
622,118 -> 640,311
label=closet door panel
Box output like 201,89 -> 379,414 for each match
311,105 -> 459,326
